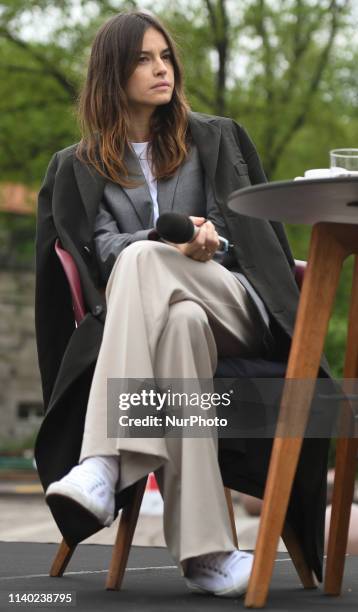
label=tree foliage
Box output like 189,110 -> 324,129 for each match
1,0 -> 356,182
0,0 -> 357,375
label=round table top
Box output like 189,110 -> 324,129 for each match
228,177 -> 358,225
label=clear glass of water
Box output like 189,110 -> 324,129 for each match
330,148 -> 358,176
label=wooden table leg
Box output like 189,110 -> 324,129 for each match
245,223 -> 347,608
325,255 -> 358,595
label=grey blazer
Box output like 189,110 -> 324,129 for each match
94,141 -> 270,327
94,142 -> 207,279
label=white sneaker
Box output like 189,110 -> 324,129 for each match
185,550 -> 253,598
45,463 -> 115,527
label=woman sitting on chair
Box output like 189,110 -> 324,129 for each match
35,9 -> 304,598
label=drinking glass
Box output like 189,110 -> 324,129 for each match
330,148 -> 358,176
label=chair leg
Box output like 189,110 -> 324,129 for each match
224,487 -> 239,548
50,539 -> 76,577
282,522 -> 317,589
106,482 -> 237,591
325,255 -> 358,595
106,477 -> 147,590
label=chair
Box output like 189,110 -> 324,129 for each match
49,239 -> 309,590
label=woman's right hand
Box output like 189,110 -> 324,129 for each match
173,218 -> 220,262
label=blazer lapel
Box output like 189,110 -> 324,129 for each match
73,144 -> 154,230
157,167 -> 181,215
120,145 -> 155,228
160,113 -> 222,215
122,144 -> 183,222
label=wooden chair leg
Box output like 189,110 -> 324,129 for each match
223,491 -> 315,573
245,224 -> 345,608
282,522 -> 317,589
50,539 -> 76,577
106,477 -> 147,590
325,255 -> 358,595
224,487 -> 239,548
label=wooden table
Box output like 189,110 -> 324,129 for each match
228,177 -> 358,607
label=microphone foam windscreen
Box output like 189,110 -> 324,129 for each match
156,212 -> 194,243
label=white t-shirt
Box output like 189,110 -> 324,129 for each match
130,141 -> 159,224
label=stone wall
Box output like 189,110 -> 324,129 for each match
0,269 -> 43,448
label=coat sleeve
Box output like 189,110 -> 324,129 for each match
35,153 -> 75,412
231,120 -> 296,274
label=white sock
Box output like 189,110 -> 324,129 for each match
81,455 -> 119,487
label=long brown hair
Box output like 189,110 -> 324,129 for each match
76,10 -> 191,187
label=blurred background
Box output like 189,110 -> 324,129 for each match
0,0 -> 357,548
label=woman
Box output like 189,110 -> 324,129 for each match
35,9 -> 330,598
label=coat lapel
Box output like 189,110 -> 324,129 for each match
73,156 -> 106,231
188,112 -> 222,198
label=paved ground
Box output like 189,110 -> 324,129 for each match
2,483 -> 358,554
0,488 -> 281,551
1,542 -> 357,611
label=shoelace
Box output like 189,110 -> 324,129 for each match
192,551 -> 251,577
69,467 -> 108,493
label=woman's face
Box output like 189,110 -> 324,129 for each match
125,27 -> 175,113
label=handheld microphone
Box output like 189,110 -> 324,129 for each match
155,212 -> 232,253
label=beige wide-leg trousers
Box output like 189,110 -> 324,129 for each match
79,240 -> 265,571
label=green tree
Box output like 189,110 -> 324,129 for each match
0,0 -> 356,183
0,0 -> 356,376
